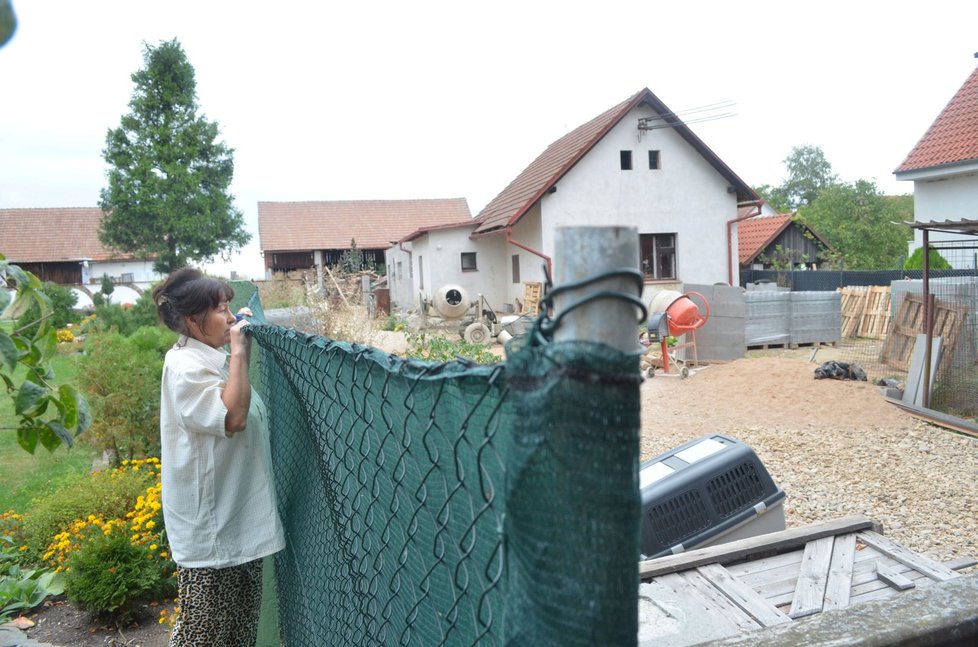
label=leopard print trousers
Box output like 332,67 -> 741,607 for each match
168,559 -> 264,647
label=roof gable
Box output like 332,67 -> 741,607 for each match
896,64 -> 978,173
738,214 -> 833,265
739,215 -> 793,265
258,198 -> 472,252
473,88 -> 758,235
0,207 -> 141,263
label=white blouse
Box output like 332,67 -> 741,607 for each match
159,336 -> 285,568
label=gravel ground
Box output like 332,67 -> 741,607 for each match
640,353 -> 978,573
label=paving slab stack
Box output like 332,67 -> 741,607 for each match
681,284 -> 746,362
744,285 -> 791,347
788,291 -> 841,345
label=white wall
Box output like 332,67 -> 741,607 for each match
910,171 -> 978,268
88,260 -> 161,284
537,103 -> 739,286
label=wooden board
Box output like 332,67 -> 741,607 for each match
788,535 -> 834,618
639,515 -> 874,580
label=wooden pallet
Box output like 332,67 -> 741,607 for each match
638,516 -> 967,646
879,293 -> 968,377
838,286 -> 891,339
522,281 -> 543,317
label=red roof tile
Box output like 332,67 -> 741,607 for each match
473,88 -> 757,235
258,198 -> 472,252
896,64 -> 978,172
0,207 -> 142,263
738,215 -> 792,265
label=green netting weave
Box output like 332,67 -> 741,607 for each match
237,284 -> 641,646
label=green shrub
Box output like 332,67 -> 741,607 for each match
904,246 -> 952,270
14,281 -> 79,338
382,313 -> 406,332
87,291 -> 160,337
78,328 -> 171,461
64,525 -> 174,622
20,468 -> 155,562
406,333 -> 499,364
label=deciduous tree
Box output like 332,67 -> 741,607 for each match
99,39 -> 250,273
797,180 -> 912,269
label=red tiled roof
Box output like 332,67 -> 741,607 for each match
473,88 -> 758,235
738,215 -> 792,265
0,207 -> 142,263
896,65 -> 978,172
258,198 -> 472,251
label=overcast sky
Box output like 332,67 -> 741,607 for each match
2,1 -> 976,278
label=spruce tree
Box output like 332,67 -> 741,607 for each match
99,39 -> 250,273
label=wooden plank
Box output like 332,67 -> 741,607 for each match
788,535 -> 834,619
697,563 -> 792,627
823,532 -> 857,611
856,531 -> 960,581
639,515 -> 874,580
945,555 -> 978,571
877,562 -> 916,591
663,570 -> 761,632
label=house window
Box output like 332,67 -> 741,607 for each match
418,256 -> 423,289
396,261 -> 402,280
461,252 -> 478,271
120,272 -> 134,283
620,150 -> 633,170
511,255 -> 520,283
649,150 -> 660,170
639,233 -> 676,280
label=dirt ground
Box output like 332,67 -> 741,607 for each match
21,598 -> 175,647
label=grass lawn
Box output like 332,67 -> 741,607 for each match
0,351 -> 97,512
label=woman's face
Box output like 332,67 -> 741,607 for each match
186,301 -> 235,349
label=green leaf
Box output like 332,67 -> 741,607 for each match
38,424 -> 64,452
35,328 -> 58,363
0,331 -> 16,371
14,380 -> 46,415
0,288 -> 10,313
16,426 -> 38,454
59,384 -> 79,429
74,391 -> 92,435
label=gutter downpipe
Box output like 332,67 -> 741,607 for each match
506,228 -> 552,279
727,200 -> 764,285
396,239 -> 414,306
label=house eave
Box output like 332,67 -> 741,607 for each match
895,159 -> 978,183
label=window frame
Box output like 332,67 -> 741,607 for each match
639,233 -> 677,281
461,252 -> 478,272
620,150 -> 633,170
648,150 -> 660,170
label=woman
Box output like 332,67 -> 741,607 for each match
153,267 -> 284,647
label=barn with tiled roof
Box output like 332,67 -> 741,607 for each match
258,198 -> 472,274
738,213 -> 833,269
0,207 -> 159,286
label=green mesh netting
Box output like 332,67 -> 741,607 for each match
233,282 -> 641,646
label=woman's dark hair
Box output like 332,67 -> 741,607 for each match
152,267 -> 234,337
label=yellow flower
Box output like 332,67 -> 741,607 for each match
149,544 -> 158,551
18,545 -> 27,552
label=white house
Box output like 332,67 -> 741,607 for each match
895,62 -> 978,267
388,87 -> 760,313
0,207 -> 163,308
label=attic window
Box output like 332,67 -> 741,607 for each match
461,252 -> 478,271
649,150 -> 660,170
620,150 -> 633,170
